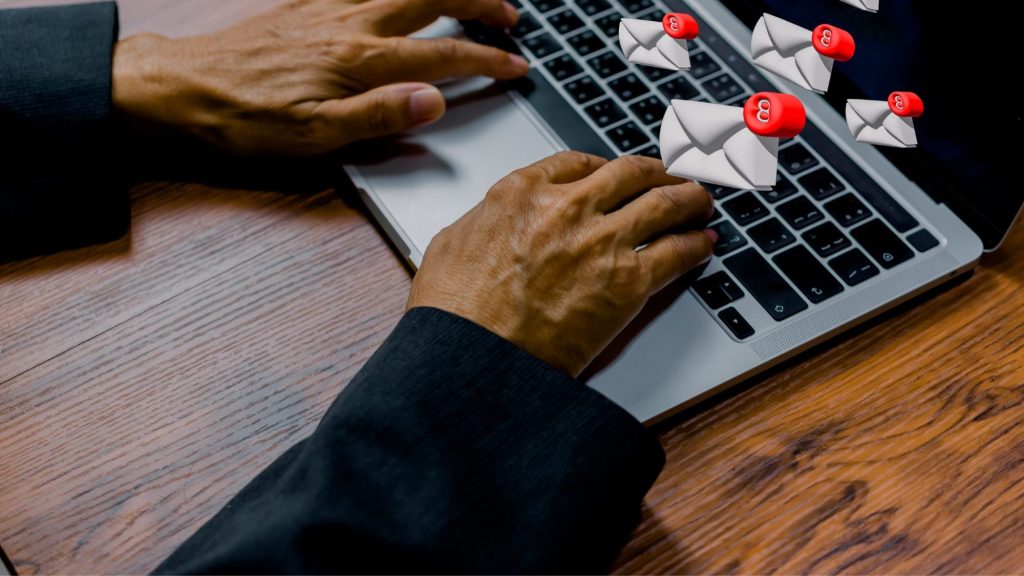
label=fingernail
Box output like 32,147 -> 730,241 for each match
703,228 -> 719,244
508,54 -> 530,72
408,87 -> 445,125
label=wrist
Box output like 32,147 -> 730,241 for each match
111,34 -> 192,135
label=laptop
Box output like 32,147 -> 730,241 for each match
342,0 -> 1022,423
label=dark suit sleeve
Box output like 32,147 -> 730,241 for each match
0,2 -> 127,262
156,307 -> 665,574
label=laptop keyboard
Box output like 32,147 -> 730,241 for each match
479,0 -> 943,340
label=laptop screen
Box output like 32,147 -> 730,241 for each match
716,0 -> 1022,248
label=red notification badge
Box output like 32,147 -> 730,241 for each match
744,92 -> 806,139
812,24 -> 856,62
662,13 -> 699,40
888,92 -> 924,117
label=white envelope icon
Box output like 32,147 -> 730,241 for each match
619,18 -> 691,71
845,99 -> 918,148
751,14 -> 833,93
838,0 -> 879,12
660,100 -> 779,190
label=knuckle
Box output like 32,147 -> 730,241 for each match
433,37 -> 464,61
490,170 -> 533,201
620,154 -> 656,180
364,94 -> 402,134
653,186 -> 687,214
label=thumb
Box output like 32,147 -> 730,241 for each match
315,82 -> 446,146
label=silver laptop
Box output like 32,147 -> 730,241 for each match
343,0 -> 1021,423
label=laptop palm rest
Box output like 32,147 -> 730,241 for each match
344,77 -> 563,265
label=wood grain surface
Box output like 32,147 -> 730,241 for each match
2,1 -> 1023,573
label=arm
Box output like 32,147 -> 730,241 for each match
156,308 -> 664,574
0,0 -> 527,262
0,2 -> 125,261
158,153 -> 717,573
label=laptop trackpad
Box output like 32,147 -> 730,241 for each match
346,77 -> 562,262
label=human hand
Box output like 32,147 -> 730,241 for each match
111,0 -> 528,156
407,153 -> 717,377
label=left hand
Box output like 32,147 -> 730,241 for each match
112,0 -> 528,155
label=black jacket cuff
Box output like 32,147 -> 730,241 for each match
0,1 -> 126,261
157,307 -> 664,574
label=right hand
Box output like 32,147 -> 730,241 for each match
407,152 -> 717,377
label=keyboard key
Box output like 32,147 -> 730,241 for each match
748,218 -> 796,253
851,219 -> 914,269
632,7 -> 660,21
649,122 -> 661,140
595,11 -> 624,37
608,73 -> 645,101
707,184 -> 741,200
829,248 -> 879,286
511,12 -> 542,37
725,92 -> 753,106
907,229 -> 939,252
584,98 -> 626,127
776,197 -> 823,230
523,34 -> 560,58
719,307 -> 755,339
709,221 -> 748,256
549,9 -> 584,34
778,142 -> 819,175
605,122 -> 648,152
564,77 -> 603,104
577,0 -> 612,16
640,65 -> 672,82
723,192 -> 769,226
850,178 -> 918,233
688,51 -> 721,79
802,222 -> 851,258
694,271 -> 745,309
825,194 -> 871,227
774,246 -> 844,304
638,145 -> 661,158
621,0 -> 654,14
544,53 -> 583,81
758,173 -> 797,204
724,249 -> 808,321
629,95 -> 666,125
587,51 -> 627,78
800,168 -> 845,200
659,77 -> 700,100
703,74 -> 744,102
530,0 -> 564,13
568,30 -> 604,56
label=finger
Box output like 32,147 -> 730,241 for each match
582,156 -> 686,213
313,82 -> 446,146
523,151 -> 609,185
637,230 -> 717,294
351,0 -> 518,36
356,37 -> 529,86
608,181 -> 713,246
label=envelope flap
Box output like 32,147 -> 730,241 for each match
621,19 -> 663,46
750,16 -> 774,58
671,100 -> 745,150
763,13 -> 811,54
847,99 -> 891,126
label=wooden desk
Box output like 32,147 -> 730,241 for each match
2,1 -> 1023,573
